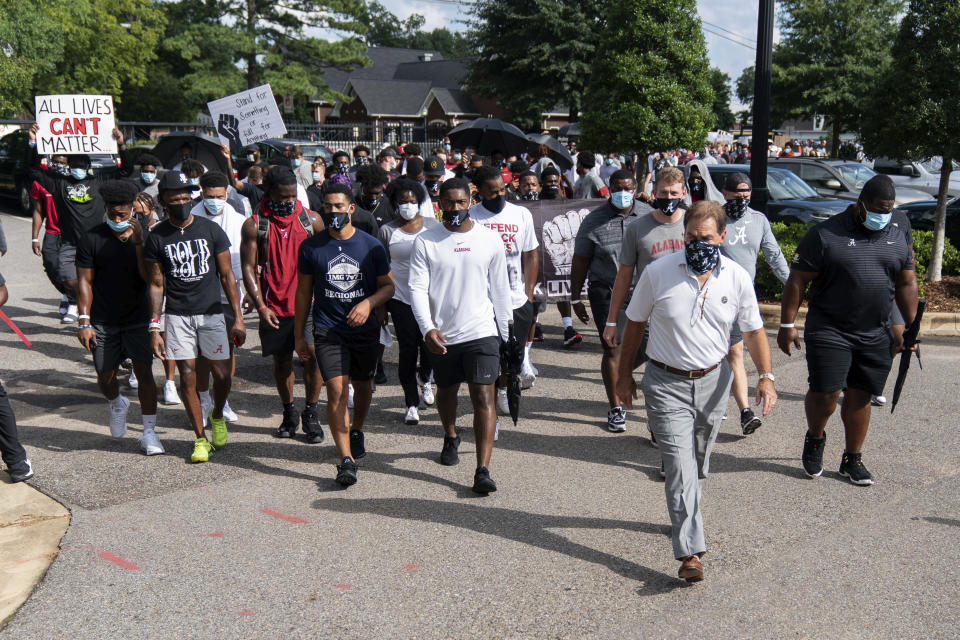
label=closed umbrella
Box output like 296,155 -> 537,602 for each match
526,133 -> 574,171
447,118 -> 529,158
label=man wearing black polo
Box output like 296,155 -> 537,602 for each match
779,175 -> 918,486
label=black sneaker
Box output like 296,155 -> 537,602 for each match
607,406 -> 626,433
740,408 -> 762,435
472,466 -> 497,494
375,361 -> 388,384
562,326 -> 582,347
533,323 -> 544,342
336,457 -> 358,486
802,431 -> 826,478
839,452 -> 875,486
8,458 -> 34,483
274,406 -> 299,438
301,404 -> 324,444
349,430 -> 366,459
440,435 -> 461,466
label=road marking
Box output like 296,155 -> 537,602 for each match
260,508 -> 307,524
336,583 -> 351,590
97,551 -> 140,571
237,610 -> 255,616
207,532 -> 224,538
405,564 -> 419,571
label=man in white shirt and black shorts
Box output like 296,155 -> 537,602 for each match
409,178 -> 512,494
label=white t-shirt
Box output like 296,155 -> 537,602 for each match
378,218 -> 438,305
469,201 -> 539,309
409,222 -> 512,345
626,252 -> 763,371
191,200 -> 245,304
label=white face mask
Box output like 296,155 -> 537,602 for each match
397,203 -> 419,221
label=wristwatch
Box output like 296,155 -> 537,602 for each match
759,372 -> 776,382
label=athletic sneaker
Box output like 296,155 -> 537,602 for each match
8,459 -> 34,483
128,370 -> 138,389
275,405 -> 299,438
336,457 -> 358,486
109,395 -> 130,438
472,466 -> 497,494
162,380 -> 181,405
138,430 -> 165,456
440,435 -> 460,466
347,384 -> 354,409
802,431 -> 826,478
607,406 -> 626,433
375,361 -> 388,384
532,323 -> 544,342
494,417 -> 500,441
221,401 -> 239,423
496,387 -> 510,414
404,406 -> 420,425
562,326 -> 583,347
740,408 -> 762,435
301,404 -> 324,443
350,430 -> 366,459
871,395 -> 887,407
209,414 -> 228,448
61,304 -> 78,324
200,395 -> 213,427
520,361 -> 537,389
191,438 -> 213,463
839,452 -> 875,486
420,380 -> 435,406
58,296 -> 69,316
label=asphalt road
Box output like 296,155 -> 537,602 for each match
1,205 -> 958,639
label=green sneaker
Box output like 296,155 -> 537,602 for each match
191,437 -> 213,463
210,413 -> 228,448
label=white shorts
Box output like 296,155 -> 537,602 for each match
164,313 -> 230,361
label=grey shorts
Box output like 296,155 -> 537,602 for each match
92,322 -> 152,373
164,313 -> 230,361
58,240 -> 77,283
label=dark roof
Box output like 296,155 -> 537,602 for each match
346,79 -> 433,117
393,59 -> 470,89
315,47 -> 444,101
429,87 -> 478,116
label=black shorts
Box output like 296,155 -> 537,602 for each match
512,300 -> 535,344
260,314 -> 314,357
92,322 -> 152,373
587,283 -> 627,347
313,328 -> 378,381
432,336 -> 500,388
804,338 -> 893,395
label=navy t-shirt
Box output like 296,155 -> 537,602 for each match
297,228 -> 390,333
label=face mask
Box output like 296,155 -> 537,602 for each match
166,202 -> 192,221
188,177 -> 200,186
312,172 -> 323,183
426,181 -> 441,195
653,197 -> 685,215
53,164 -> 69,176
292,159 -> 301,168
323,211 -> 350,230
540,186 -> 559,200
604,158 -> 614,166
203,198 -> 226,215
397,203 -> 419,221
363,196 -> 381,210
685,240 -> 721,274
689,179 -> 704,195
442,209 -> 470,227
519,191 -> 539,201
247,154 -> 256,163
861,203 -> 892,231
70,168 -> 87,180
336,164 -> 349,176
444,144 -> 451,151
267,199 -> 296,217
356,157 -> 370,166
610,190 -> 634,209
106,217 -> 131,232
140,172 -> 155,184
482,194 -> 505,213
723,197 -> 750,220
453,154 -> 461,162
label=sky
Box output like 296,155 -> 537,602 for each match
376,0 -> 777,112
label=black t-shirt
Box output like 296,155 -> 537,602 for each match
367,199 -> 396,227
792,207 -> 914,346
32,172 -> 106,245
76,223 -> 151,325
143,217 -> 231,316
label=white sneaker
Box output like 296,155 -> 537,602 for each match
109,395 -> 130,438
520,362 -> 537,389
404,406 -> 420,425
128,370 -> 139,389
420,381 -> 435,406
347,384 -> 354,409
497,387 -> 510,414
162,380 -> 181,405
200,395 -> 213,427
222,401 -> 239,422
61,304 -> 78,324
871,394 -> 887,407
139,430 -> 165,456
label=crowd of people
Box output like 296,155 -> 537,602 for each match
0,125 -> 919,583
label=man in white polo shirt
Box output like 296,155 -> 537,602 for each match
615,200 -> 777,583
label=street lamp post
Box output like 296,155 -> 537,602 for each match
750,0 -> 775,213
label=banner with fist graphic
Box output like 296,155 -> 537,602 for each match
207,84 -> 287,149
527,200 -> 604,302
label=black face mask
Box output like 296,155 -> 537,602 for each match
653,197 -> 685,215
322,211 -> 350,231
336,164 -> 349,176
540,185 -> 560,200
267,199 -> 296,217
166,202 -> 192,221
519,191 -> 539,201
356,157 -> 370,166
442,208 -> 470,227
363,195 -> 381,210
482,194 -> 506,213
426,180 -> 441,195
689,179 -> 705,195
723,197 -> 750,220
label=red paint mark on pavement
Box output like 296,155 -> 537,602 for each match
237,610 -> 255,616
405,564 -> 419,571
207,532 -> 224,538
260,509 -> 307,524
0,309 -> 32,347
97,551 -> 140,571
103,516 -> 114,521
336,584 -> 351,590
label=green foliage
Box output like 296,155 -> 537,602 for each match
467,0 -> 602,129
360,1 -> 474,59
0,1 -> 63,116
579,0 -> 714,152
755,221 -> 810,301
912,230 -> 960,279
709,68 -> 735,131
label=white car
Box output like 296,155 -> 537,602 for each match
870,157 -> 960,198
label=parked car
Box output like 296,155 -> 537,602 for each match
870,156 -> 960,198
257,139 -> 333,167
898,195 -> 960,245
770,158 -> 929,206
705,164 -> 849,224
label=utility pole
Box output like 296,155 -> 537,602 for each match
750,0 -> 774,212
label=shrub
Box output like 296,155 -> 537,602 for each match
911,229 -> 960,280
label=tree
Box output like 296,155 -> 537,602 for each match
360,1 -> 474,59
862,0 -> 960,282
579,0 -> 714,152
467,0 -> 602,128
709,68 -> 735,131
773,0 -> 904,157
0,1 -> 63,116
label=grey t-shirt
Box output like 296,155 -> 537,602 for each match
620,210 -> 685,278
722,208 -> 790,283
573,172 -> 606,199
574,200 -> 651,288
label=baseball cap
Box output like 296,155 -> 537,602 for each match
723,172 -> 752,191
424,156 -> 445,177
157,170 -> 193,193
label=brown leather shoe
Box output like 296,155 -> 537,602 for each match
678,555 -> 704,582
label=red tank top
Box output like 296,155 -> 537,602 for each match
255,201 -> 311,317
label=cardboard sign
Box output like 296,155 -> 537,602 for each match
207,84 -> 287,148
34,94 -> 117,155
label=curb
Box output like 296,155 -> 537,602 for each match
759,303 -> 960,336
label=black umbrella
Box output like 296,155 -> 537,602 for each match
499,321 -> 524,425
559,122 -> 580,137
152,131 -> 229,174
526,133 -> 574,171
447,118 -> 530,158
891,299 -> 926,413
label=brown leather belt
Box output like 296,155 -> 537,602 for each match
649,359 -> 720,379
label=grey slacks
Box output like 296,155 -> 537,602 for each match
641,360 -> 733,560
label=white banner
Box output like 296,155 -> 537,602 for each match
207,84 -> 287,148
34,94 -> 117,155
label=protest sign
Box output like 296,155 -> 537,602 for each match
34,95 -> 117,155
207,84 -> 287,149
